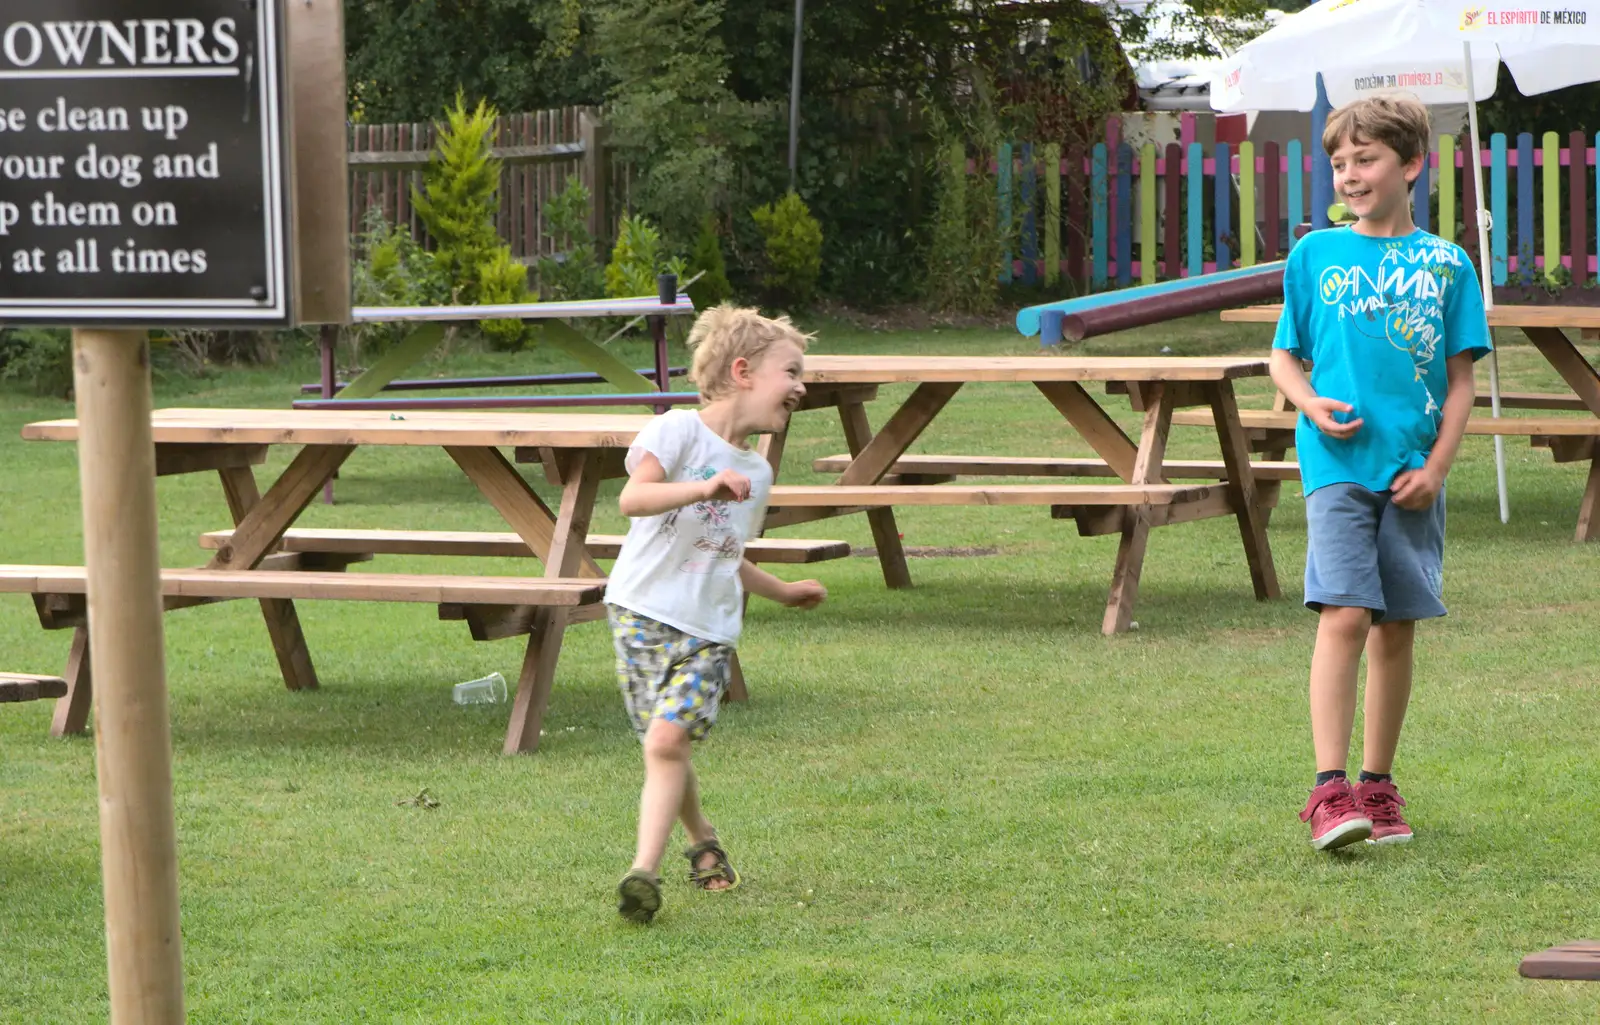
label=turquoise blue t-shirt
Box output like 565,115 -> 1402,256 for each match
1273,227 -> 1491,495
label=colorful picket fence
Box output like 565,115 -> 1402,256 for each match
996,129 -> 1600,295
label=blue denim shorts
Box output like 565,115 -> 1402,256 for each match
1304,481 -> 1447,623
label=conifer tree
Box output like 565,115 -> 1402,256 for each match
411,93 -> 505,304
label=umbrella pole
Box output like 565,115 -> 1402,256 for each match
1464,42 -> 1510,523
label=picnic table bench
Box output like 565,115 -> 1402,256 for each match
1196,304 -> 1600,540
0,672 -> 68,704
9,408 -> 842,753
196,528 -> 849,564
1519,941 -> 1600,981
762,355 -> 1285,634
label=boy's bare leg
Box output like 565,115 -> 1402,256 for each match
678,765 -> 732,890
1310,605 -> 1373,772
632,718 -> 693,876
1361,619 -> 1416,775
679,765 -> 715,842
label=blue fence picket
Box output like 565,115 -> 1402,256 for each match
1215,143 -> 1232,271
1516,132 -> 1535,282
1287,140 -> 1304,248
1116,141 -> 1133,285
1491,133 -> 1508,285
1020,143 -> 1037,285
998,142 -> 1014,284
1187,142 -> 1203,277
1091,144 -> 1109,288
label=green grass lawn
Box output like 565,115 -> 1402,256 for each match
2,316 -> 1598,1023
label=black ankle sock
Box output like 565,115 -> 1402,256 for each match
1358,771 -> 1392,784
1314,769 -> 1347,786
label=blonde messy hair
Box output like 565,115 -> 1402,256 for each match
1323,94 -> 1431,167
686,303 -> 811,401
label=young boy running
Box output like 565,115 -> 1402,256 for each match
1271,95 -> 1491,850
606,304 -> 827,922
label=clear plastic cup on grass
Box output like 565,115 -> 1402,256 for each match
452,672 -> 507,705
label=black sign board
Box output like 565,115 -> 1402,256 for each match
0,0 -> 291,325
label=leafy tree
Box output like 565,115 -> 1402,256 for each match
345,0 -> 609,122
535,176 -> 606,302
593,0 -> 762,247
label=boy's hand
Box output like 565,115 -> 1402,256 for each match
1302,396 -> 1363,439
702,468 -> 751,502
781,580 -> 827,609
1391,467 -> 1443,510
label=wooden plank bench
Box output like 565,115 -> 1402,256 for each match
768,483 -> 1219,507
811,453 -> 1301,483
765,483 -> 1272,537
1172,408 -> 1600,540
197,528 -> 851,564
0,565 -> 604,605
1108,382 -> 1588,413
1173,408 -> 1600,437
0,565 -> 604,744
1519,942 -> 1600,981
0,672 -> 68,703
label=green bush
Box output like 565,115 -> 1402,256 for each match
410,92 -> 504,304
476,247 -> 532,350
605,213 -> 685,298
823,229 -> 920,311
686,215 -> 733,309
348,208 -> 448,362
535,175 -> 605,302
924,141 -> 1003,315
750,192 -> 823,309
0,327 -> 74,398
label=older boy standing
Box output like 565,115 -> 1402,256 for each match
1271,95 -> 1491,850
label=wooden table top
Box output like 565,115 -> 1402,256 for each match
1222,304 -> 1600,329
22,408 -> 658,447
801,355 -> 1270,384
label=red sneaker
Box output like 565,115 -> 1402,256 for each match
1299,778 -> 1372,850
1353,778 -> 1413,844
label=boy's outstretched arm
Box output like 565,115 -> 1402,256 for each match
740,560 -> 826,609
1393,350 -> 1476,510
618,452 -> 750,517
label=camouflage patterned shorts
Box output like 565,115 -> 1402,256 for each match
607,605 -> 733,742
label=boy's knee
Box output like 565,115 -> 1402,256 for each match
1370,618 -> 1416,649
642,718 -> 692,761
1319,604 -> 1372,640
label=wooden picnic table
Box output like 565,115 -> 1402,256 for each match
1213,304 -> 1600,540
766,355 -> 1282,634
17,408 -> 660,754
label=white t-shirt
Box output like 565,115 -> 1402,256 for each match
605,409 -> 774,646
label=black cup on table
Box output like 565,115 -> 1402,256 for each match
657,273 -> 678,306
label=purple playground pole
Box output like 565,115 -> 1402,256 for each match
1058,265 -> 1285,341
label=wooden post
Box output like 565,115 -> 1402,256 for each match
71,329 -> 185,1024
319,323 -> 337,504
580,110 -> 609,248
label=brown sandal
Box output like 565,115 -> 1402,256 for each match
617,869 -> 662,923
684,838 -> 741,891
